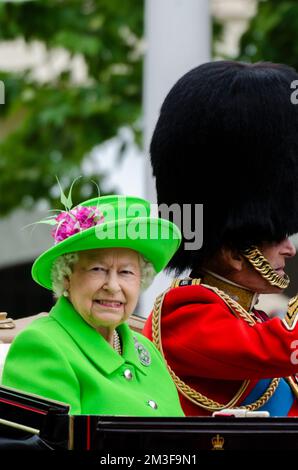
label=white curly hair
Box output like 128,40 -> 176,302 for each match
51,251 -> 156,298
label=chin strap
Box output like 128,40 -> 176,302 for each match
241,246 -> 290,289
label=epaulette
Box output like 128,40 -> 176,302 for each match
283,294 -> 298,330
171,277 -> 201,288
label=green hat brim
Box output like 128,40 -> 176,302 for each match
32,217 -> 181,290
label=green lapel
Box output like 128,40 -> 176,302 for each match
50,297 -> 147,376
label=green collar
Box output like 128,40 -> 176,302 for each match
50,296 -> 147,376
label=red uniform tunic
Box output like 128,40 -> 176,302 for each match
143,283 -> 298,416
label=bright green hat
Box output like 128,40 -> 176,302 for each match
32,195 -> 181,290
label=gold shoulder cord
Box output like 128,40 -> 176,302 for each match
152,278 -> 280,412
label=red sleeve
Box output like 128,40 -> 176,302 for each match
143,285 -> 298,381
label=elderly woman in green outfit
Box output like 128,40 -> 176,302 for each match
2,195 -> 184,417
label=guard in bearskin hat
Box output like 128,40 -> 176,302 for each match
143,61 -> 298,416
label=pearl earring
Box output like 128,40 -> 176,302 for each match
63,290 -> 69,297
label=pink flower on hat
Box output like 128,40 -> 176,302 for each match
52,206 -> 104,244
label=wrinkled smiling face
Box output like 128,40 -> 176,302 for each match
65,248 -> 142,330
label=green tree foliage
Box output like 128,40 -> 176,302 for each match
238,0 -> 298,69
0,0 -> 143,214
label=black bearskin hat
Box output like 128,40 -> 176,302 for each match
150,61 -> 298,274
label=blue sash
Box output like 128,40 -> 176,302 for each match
240,378 -> 294,416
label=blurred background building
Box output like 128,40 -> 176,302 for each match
0,0 -> 296,319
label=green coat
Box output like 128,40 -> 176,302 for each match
2,297 -> 184,417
